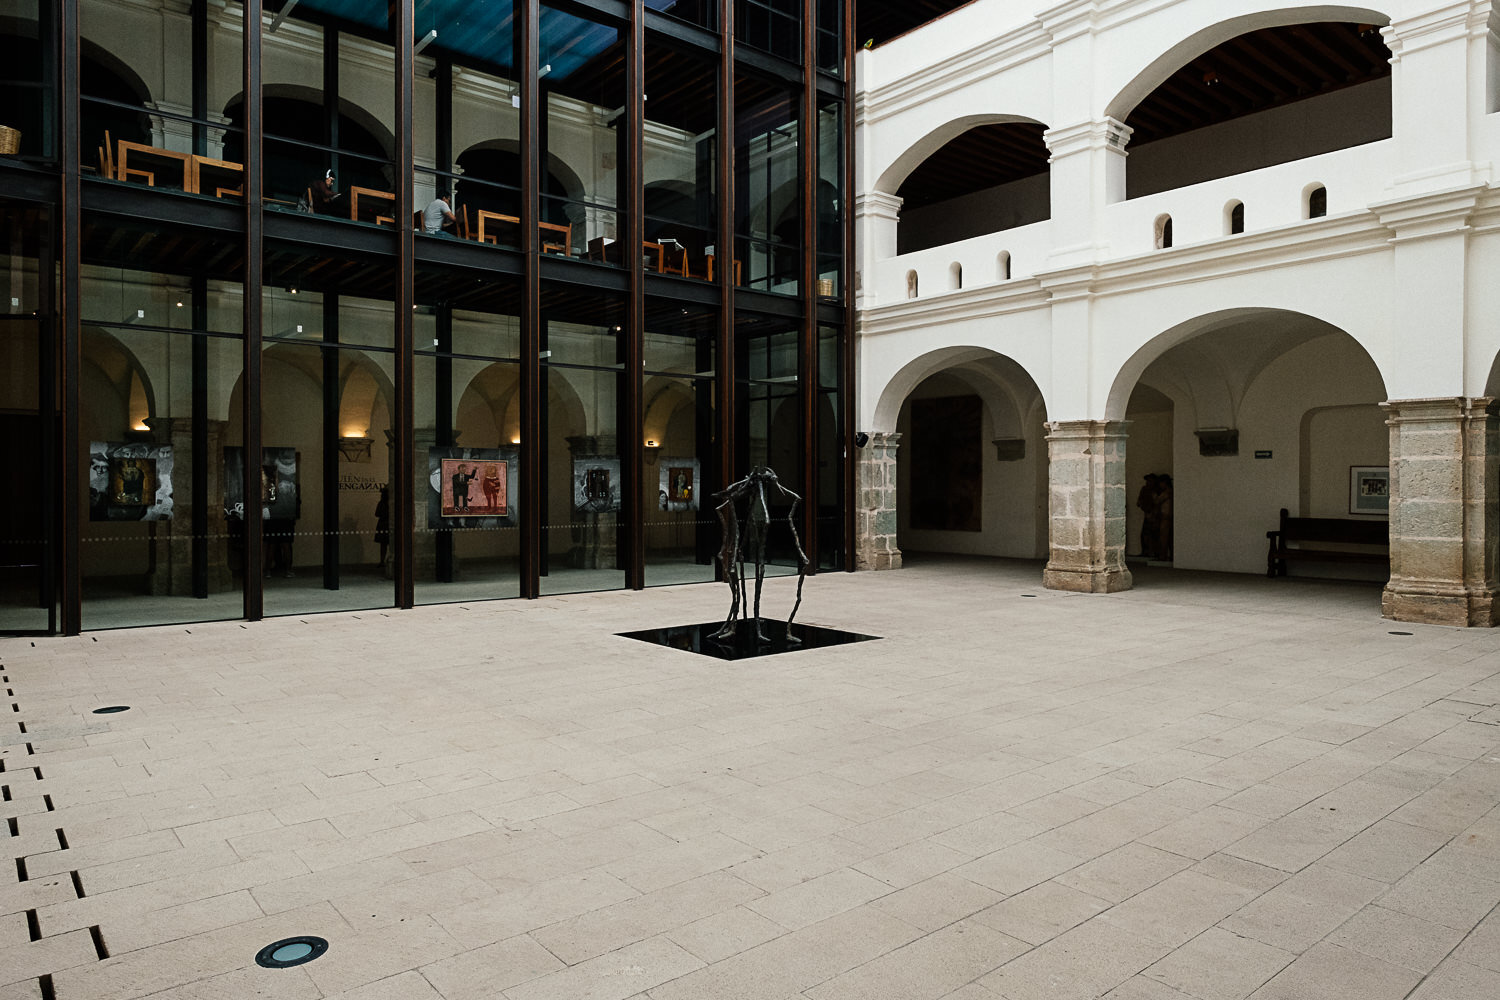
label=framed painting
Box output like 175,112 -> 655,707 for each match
426,448 -> 515,528
88,441 -> 174,521
1349,466 -> 1389,515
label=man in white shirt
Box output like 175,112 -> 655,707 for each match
423,191 -> 456,235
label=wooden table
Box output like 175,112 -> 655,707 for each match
350,186 -> 396,226
190,155 -> 243,198
476,210 -> 520,245
115,141 -> 193,189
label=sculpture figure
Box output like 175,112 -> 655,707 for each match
711,466 -> 810,644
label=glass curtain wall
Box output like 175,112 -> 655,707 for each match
0,201 -> 55,632
13,0 -> 851,634
644,302 -> 717,585
77,220 -> 245,629
414,263 -> 524,604
539,285 -> 627,595
735,73 -> 800,295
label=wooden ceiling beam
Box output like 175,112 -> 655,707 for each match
1260,33 -> 1329,92
1212,45 -> 1291,101
1291,25 -> 1362,79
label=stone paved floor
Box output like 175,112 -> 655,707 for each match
3,558 -> 1499,1000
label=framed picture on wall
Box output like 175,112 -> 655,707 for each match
1350,466 -> 1389,515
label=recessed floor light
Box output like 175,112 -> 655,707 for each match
255,936 -> 328,969
91,706 -> 129,714
1388,631 -> 1413,636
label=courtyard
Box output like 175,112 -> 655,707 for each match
2,558 -> 1498,999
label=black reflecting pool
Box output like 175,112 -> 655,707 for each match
617,620 -> 880,660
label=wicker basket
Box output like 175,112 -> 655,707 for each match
0,127 -> 19,156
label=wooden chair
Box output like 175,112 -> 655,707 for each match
99,130 -> 114,178
659,242 -> 689,277
541,222 -> 571,256
412,210 -> 423,231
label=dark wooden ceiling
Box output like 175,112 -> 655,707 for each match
857,1 -> 976,49
1126,21 -> 1391,146
897,123 -> 1048,211
896,20 -> 1390,209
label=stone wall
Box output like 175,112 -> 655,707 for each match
854,432 -> 901,570
1042,420 -> 1132,594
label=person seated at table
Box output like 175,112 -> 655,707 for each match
423,190 -> 457,235
312,168 -> 342,214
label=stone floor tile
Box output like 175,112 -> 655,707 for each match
1325,903 -> 1466,974
1100,976 -> 1197,999
1219,866 -> 1385,952
744,868 -> 891,931
300,913 -> 468,996
323,970 -> 444,1000
1097,870 -> 1258,948
1317,818 -> 1449,882
804,919 -> 1026,1000
123,964 -> 322,1000
1187,854 -> 1288,894
666,905 -> 788,964
1453,908 -> 1500,972
1246,942 -> 1420,1000
0,930 -> 100,988
251,856 -> 416,915
533,871 -> 764,965
1377,862 -> 1500,930
431,871 -> 642,950
867,872 -> 1003,932
978,916 -> 1169,1000
418,934 -> 565,1000
955,839 -> 1085,896
1054,843 -> 1195,903
1139,805 -> 1269,861
1140,927 -> 1293,1000
1408,959 -> 1500,1000
645,907 -> 922,1000
502,935 -> 703,1000
602,833 -> 762,894
332,866 -> 498,932
103,889 -> 266,955
970,881 -> 1110,946
851,838 -> 969,888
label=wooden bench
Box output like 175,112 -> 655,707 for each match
1266,507 -> 1388,577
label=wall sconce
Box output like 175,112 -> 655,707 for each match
338,436 -> 373,463
644,440 -> 661,465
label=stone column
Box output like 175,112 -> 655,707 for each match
854,431 -> 901,571
1042,420 -> 1132,594
1382,398 -> 1500,627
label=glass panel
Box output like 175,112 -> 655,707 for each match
736,315 -> 801,568
816,0 -> 841,76
414,263 -> 523,605
541,5 -> 623,263
0,201 -> 53,632
816,98 -> 842,297
252,2 -> 396,221
540,285 -> 626,595
645,37 -> 717,284
735,73 -> 800,296
736,0 -> 801,62
81,0 -> 244,195
0,1 -> 56,161
419,0 -> 522,247
644,302 -> 717,587
649,0 -> 715,32
259,341 -> 396,617
816,324 -> 842,569
260,243 -> 396,617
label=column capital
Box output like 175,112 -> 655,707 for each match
1043,118 -> 1132,160
855,191 -> 904,222
1381,1 -> 1489,59
1370,185 -> 1486,243
1045,418 -> 1131,441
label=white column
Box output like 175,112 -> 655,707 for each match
1043,118 -> 1131,267
854,190 -> 902,309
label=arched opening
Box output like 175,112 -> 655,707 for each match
891,353 -> 1049,563
997,251 -> 1011,281
1226,200 -> 1245,235
1117,19 -> 1392,199
1155,214 -> 1173,249
456,142 -> 586,233
1110,310 -> 1389,585
224,91 -> 394,206
895,122 -> 1050,254
949,262 -> 963,290
1306,184 -> 1328,218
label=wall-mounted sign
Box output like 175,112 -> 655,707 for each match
1254,450 -> 1273,459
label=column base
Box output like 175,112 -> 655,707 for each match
1383,582 -> 1499,627
855,549 -> 902,572
1043,565 -> 1133,594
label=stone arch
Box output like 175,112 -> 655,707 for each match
872,113 -> 1049,196
1105,307 -> 1388,422
80,327 -> 157,435
1103,4 -> 1391,123
872,345 -> 1050,435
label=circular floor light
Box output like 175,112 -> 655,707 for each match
255,936 -> 328,969
92,706 -> 130,714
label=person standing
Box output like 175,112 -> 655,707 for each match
1136,473 -> 1159,559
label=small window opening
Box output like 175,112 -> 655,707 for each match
949,262 -> 962,290
997,251 -> 1011,281
1155,214 -> 1173,249
905,270 -> 918,299
1228,201 -> 1245,234
1307,185 -> 1327,218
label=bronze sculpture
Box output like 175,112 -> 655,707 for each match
711,466 -> 810,644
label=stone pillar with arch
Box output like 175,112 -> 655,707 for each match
1382,397 -> 1500,627
854,431 -> 901,570
1042,420 -> 1132,594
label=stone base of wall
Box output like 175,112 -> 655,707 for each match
854,432 -> 902,571
1042,565 -> 1133,593
1383,585 -> 1498,628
